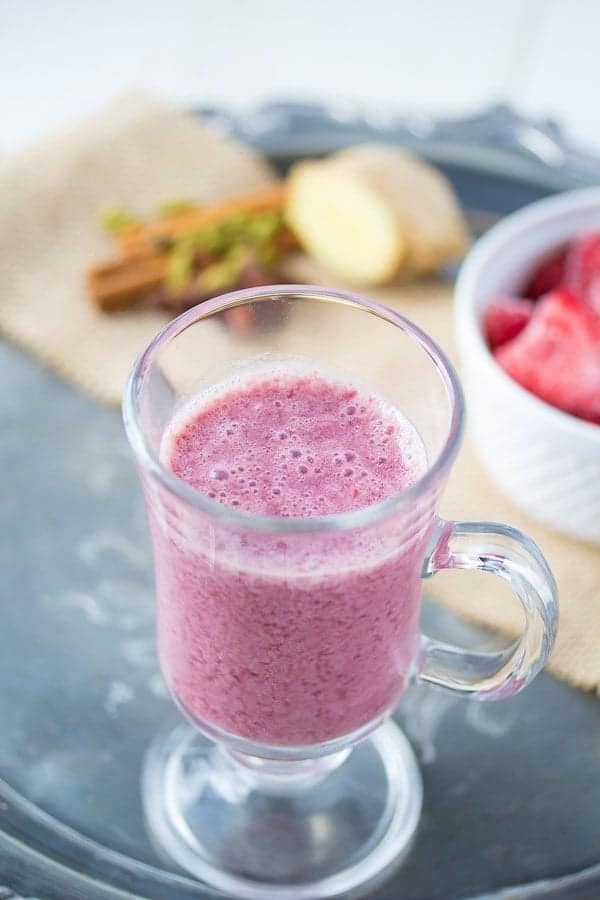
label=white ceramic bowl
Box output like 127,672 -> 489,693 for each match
455,187 -> 600,545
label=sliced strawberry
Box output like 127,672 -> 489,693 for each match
484,296 -> 534,349
522,245 -> 568,300
564,233 -> 600,314
495,288 -> 600,424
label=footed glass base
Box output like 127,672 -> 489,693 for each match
142,719 -> 422,899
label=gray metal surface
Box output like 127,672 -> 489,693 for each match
2,103 -> 600,900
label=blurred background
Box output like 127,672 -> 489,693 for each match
2,0 -> 599,154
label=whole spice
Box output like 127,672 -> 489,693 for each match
87,184 -> 293,313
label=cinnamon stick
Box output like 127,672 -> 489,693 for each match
117,183 -> 288,254
87,183 -> 291,312
87,250 -> 167,312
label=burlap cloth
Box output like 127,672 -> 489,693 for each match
1,95 -> 598,692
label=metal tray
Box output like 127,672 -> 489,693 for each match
2,103 -> 600,900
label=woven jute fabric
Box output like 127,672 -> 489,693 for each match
1,96 -> 597,692
0,94 -> 276,404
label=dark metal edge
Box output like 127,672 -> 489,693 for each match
199,100 -> 600,191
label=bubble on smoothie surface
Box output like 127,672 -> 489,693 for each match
163,368 -> 427,517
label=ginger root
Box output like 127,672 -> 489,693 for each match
286,144 -> 468,285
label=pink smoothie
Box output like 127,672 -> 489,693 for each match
151,366 -> 432,746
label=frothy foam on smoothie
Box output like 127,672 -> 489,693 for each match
162,363 -> 427,517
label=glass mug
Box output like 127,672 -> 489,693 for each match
123,286 -> 558,900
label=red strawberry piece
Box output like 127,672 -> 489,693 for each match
522,245 -> 568,300
484,296 -> 534,349
495,288 -> 600,424
564,233 -> 600,314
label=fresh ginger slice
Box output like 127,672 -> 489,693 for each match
286,161 -> 404,285
287,144 -> 468,285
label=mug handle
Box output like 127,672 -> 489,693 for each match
419,520 -> 559,700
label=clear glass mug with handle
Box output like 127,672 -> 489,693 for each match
123,286 -> 558,900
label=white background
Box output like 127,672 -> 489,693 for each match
2,0 -> 599,155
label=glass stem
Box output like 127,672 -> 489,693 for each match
216,746 -> 352,796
